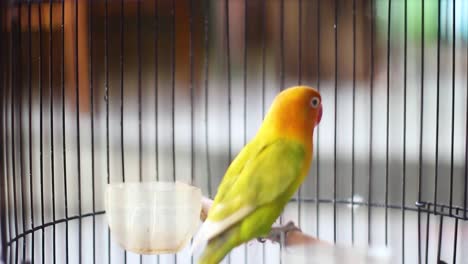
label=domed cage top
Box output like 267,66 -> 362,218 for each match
1,0 -> 468,263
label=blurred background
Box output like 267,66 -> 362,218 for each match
1,0 -> 468,263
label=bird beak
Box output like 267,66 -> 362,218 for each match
317,105 -> 323,125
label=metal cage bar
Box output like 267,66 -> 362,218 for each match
0,0 -> 467,263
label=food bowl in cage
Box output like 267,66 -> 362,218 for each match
105,181 -> 202,254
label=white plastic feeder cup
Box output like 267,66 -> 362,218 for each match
105,181 -> 202,254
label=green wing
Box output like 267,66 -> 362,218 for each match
212,141 -> 254,204
208,139 -> 305,222
193,139 -> 306,261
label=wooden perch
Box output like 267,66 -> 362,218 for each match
200,196 -> 328,247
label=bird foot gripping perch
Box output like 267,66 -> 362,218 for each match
257,221 -> 302,244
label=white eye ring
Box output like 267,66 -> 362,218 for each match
310,97 -> 320,109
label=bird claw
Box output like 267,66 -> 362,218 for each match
256,221 -> 301,244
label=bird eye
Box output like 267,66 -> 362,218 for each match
310,97 -> 320,109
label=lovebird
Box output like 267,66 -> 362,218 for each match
192,86 -> 323,264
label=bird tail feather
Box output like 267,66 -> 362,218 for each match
197,230 -> 239,264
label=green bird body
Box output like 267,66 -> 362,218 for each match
192,86 -> 323,264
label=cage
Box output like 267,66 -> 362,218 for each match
1,0 -> 468,263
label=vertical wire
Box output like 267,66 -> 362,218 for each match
5,12 -> 11,264
4,7 -> 10,263
188,0 -> 194,263
187,0 -> 195,203
6,55 -> 12,262
171,0 -> 176,262
171,0 -> 176,183
74,0 -> 83,262
243,0 -> 249,260
298,0 -> 302,85
0,6 -> 7,262
153,8 -> 161,261
15,5 -> 23,264
88,0 -> 96,263
189,0 -> 194,193
402,0 -> 408,262
137,0 -> 143,255
465,2 -> 468,220
1,13 -> 6,261
333,0 -> 338,244
60,0 -> 69,261
104,0 -> 111,262
204,0 -> 212,197
297,0 -> 303,229
48,1 -> 56,263
385,0 -> 392,246
224,2 -> 231,259
1,21 -> 6,259
154,0 -> 159,184
243,0 -> 247,147
434,0 -> 441,217
18,4 -> 27,262
225,0 -> 232,178
452,218 -> 458,263
4,75 -> 10,264
448,0 -> 456,216
8,20 -> 15,261
417,0 -> 425,262
315,0 -> 321,239
27,0 -> 35,260
261,0 -> 266,262
119,0 -> 125,183
136,1 -> 143,259
154,0 -> 160,257
436,215 -> 443,262
368,0 -> 375,246
261,0 -> 266,119
0,8 -> 7,261
278,0 -> 288,255
10,8 -> 19,262
279,0 -> 285,259
9,18 -> 16,258
38,4 -> 46,263
10,6 -> 19,263
424,212 -> 430,264
37,4 -> 45,263
351,0 -> 356,245
279,0 -> 284,94
119,0 -> 126,261
137,0 -> 142,186
5,28 -> 12,263
1,11 -> 7,258
0,9 -> 5,261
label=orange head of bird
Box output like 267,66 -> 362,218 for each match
262,86 -> 322,143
